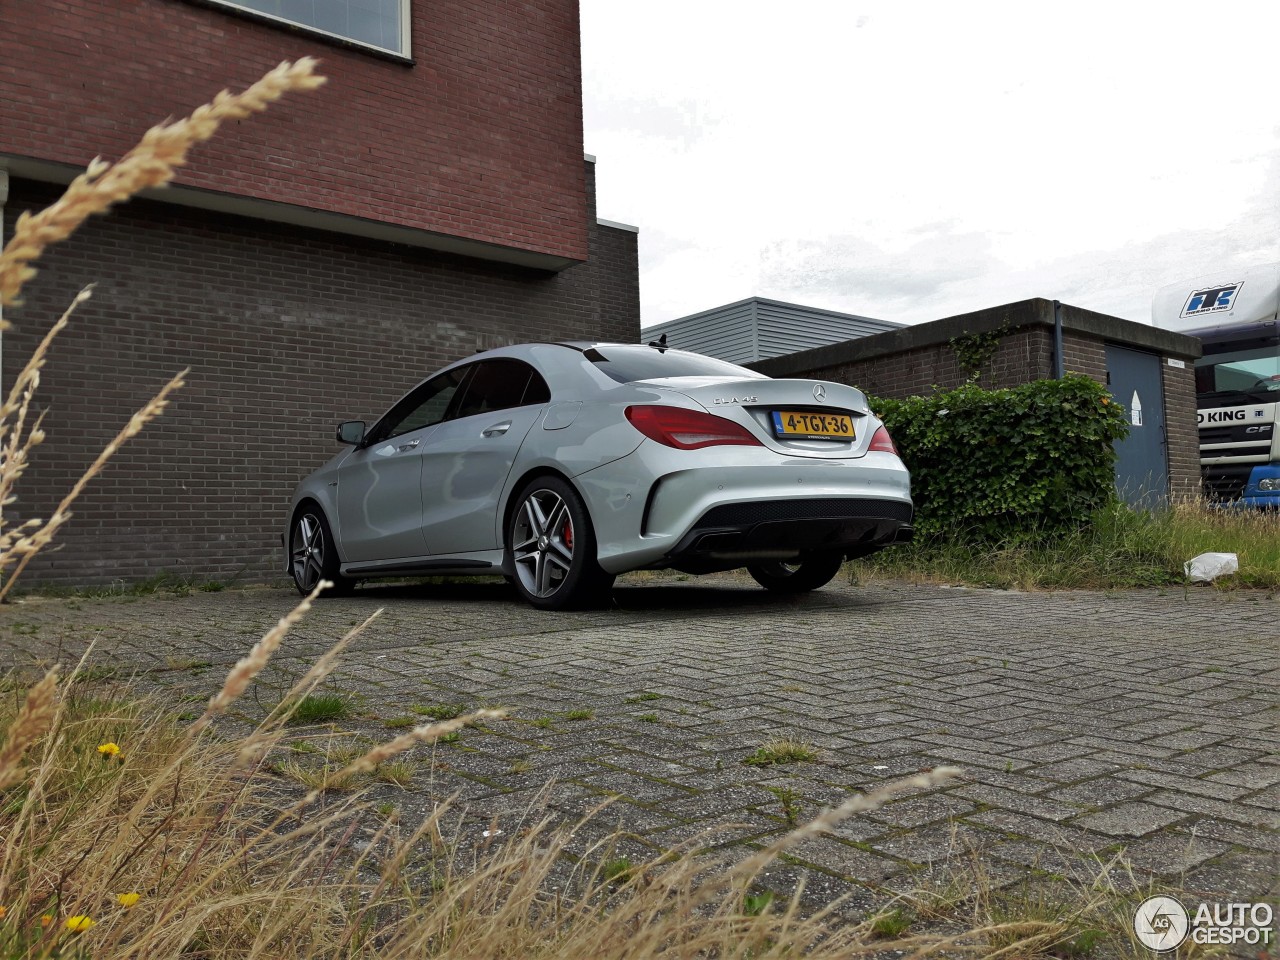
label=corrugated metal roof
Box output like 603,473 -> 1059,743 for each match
642,297 -> 901,363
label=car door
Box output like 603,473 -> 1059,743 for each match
419,358 -> 551,555
335,366 -> 471,562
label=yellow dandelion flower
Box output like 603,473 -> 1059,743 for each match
40,915 -> 53,928
0,905 -> 6,919
65,915 -> 95,932
97,742 -> 121,757
116,892 -> 140,908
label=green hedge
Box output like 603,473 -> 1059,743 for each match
872,375 -> 1129,540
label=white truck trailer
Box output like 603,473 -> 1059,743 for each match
1152,263 -> 1280,505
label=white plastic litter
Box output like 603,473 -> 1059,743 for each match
1184,552 -> 1239,582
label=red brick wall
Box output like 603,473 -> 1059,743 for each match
4,170 -> 637,588
0,0 -> 588,261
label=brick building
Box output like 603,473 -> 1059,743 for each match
0,0 -> 640,586
754,299 -> 1204,503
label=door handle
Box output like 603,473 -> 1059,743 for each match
397,439 -> 421,451
482,421 -> 511,438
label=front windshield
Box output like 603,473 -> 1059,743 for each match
1196,336 -> 1280,407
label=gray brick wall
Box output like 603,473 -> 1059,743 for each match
4,164 -> 639,587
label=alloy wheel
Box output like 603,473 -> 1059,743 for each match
512,489 -> 575,599
291,513 -> 327,592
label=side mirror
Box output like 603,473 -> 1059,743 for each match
336,420 -> 366,446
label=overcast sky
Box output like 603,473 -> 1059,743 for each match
580,2 -> 1280,330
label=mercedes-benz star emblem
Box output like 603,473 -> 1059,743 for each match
812,384 -> 826,402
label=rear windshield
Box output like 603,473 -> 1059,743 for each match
585,345 -> 766,384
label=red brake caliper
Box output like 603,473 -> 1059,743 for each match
562,517 -> 573,551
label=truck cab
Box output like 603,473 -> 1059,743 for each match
1153,264 -> 1280,506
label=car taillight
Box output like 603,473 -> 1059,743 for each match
869,425 -> 898,454
625,405 -> 762,449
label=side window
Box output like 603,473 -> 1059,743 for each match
452,360 -> 551,418
372,366 -> 470,442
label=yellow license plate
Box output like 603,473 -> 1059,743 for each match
771,410 -> 856,440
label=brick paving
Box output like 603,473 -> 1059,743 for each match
2,575 -> 1277,911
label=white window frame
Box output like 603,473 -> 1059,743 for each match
201,0 -> 412,58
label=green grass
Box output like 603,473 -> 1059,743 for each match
288,694 -> 350,725
853,499 -> 1280,590
562,709 -> 593,722
763,785 -> 802,825
870,908 -> 911,939
20,571 -> 229,599
601,857 -> 634,884
742,738 -> 818,768
374,761 -> 416,787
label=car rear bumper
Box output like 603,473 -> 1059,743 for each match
574,442 -> 913,574
665,497 -> 913,572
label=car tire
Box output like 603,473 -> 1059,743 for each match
507,476 -> 615,610
289,506 -> 352,597
747,554 -> 844,594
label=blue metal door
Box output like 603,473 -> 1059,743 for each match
1104,345 -> 1168,507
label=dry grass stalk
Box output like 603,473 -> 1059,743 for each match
0,366 -> 188,601
235,608 -> 384,767
739,765 -> 966,877
0,289 -> 91,555
193,579 -> 331,733
0,58 -> 326,308
0,667 -> 59,791
326,708 -> 508,784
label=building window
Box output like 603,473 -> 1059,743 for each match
207,0 -> 409,56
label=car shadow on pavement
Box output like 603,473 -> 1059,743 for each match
344,574 -> 866,614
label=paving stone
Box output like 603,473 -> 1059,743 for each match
1074,802 -> 1189,837
1116,768 -> 1250,801
866,822 -> 989,867
1205,766 -> 1280,790
985,840 -> 1138,887
1042,777 -> 1153,809
1181,852 -> 1280,902
1142,790 -> 1278,829
953,783 -> 1081,822
1121,831 -> 1235,876
784,836 -> 906,880
1030,757 -> 1125,782
1239,783 -> 1280,810
866,792 -> 975,829
1182,818 -> 1280,855
645,820 -> 780,852
662,785 -> 782,819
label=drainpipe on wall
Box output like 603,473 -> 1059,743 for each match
1052,298 -> 1064,378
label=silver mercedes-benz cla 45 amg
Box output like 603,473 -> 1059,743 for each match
284,340 -> 912,609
